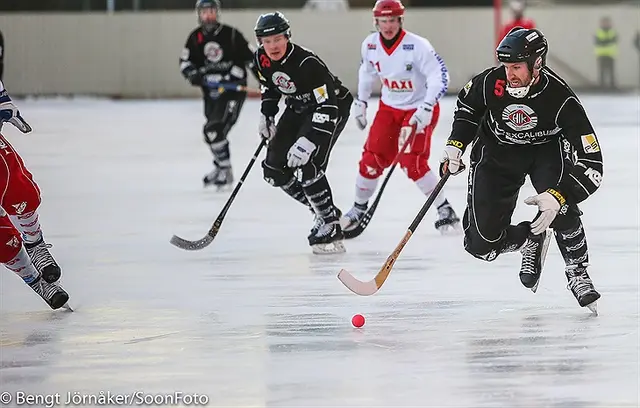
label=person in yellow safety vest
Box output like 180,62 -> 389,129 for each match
594,16 -> 617,89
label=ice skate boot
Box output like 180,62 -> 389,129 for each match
309,220 -> 345,255
28,274 -> 69,310
340,202 -> 367,232
519,229 -> 552,292
203,166 -> 234,189
565,264 -> 600,313
25,237 -> 61,283
434,200 -> 461,235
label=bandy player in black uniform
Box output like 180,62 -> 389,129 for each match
180,0 -> 256,188
440,28 -> 602,312
253,12 -> 353,254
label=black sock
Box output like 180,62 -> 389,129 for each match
554,219 -> 589,266
302,174 -> 338,223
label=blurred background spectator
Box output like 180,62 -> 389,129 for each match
594,16 -> 618,89
303,0 -> 349,11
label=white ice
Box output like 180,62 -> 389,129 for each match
0,94 -> 638,407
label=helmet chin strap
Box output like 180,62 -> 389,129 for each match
506,72 -> 538,98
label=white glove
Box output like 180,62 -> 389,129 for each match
524,190 -> 565,235
408,103 -> 434,133
259,114 -> 276,141
353,99 -> 367,130
397,126 -> 414,153
0,99 -> 32,134
287,136 -> 316,168
439,141 -> 465,177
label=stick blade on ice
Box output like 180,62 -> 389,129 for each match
337,269 -> 380,296
170,234 -> 214,251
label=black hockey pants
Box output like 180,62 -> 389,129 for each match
463,133 -> 583,261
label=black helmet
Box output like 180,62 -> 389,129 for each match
254,12 -> 291,40
196,0 -> 220,30
496,28 -> 548,72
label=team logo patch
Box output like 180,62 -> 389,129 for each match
463,79 -> 472,96
204,41 -> 223,63
502,104 -> 538,131
367,43 -> 376,50
402,44 -> 414,50
580,133 -> 600,153
405,63 -> 413,71
313,84 -> 329,103
272,71 -> 297,94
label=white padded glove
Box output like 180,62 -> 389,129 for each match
0,99 -> 32,134
408,103 -> 433,133
259,114 -> 276,141
524,189 -> 566,235
353,99 -> 367,130
397,126 -> 414,153
439,141 -> 465,177
287,136 -> 316,168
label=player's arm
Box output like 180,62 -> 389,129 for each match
357,39 -> 377,103
180,34 -> 204,86
302,56 -> 339,145
233,28 -> 259,82
448,69 -> 490,149
439,69 -> 490,176
409,39 -> 449,132
555,97 -> 604,204
0,81 -> 32,133
354,38 -> 377,130
418,39 -> 449,111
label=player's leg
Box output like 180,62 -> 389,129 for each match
202,92 -> 246,188
399,103 -> 461,234
303,92 -> 353,253
463,139 -> 532,261
0,134 -> 61,284
341,101 -> 403,231
261,108 -> 312,210
530,138 -> 600,309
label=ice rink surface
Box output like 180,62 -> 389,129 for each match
0,94 -> 638,407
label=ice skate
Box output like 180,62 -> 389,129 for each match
340,202 -> 367,232
519,229 -> 552,293
28,274 -> 70,310
565,264 -> 600,314
25,236 -> 61,283
309,221 -> 346,255
309,208 -> 341,239
434,200 -> 461,235
203,166 -> 234,190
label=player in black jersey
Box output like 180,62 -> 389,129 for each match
440,28 -> 602,312
253,12 -> 353,254
180,0 -> 257,188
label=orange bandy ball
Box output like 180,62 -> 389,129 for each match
352,314 -> 365,328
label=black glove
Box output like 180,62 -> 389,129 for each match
187,70 -> 204,87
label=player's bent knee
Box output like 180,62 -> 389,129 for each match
262,161 -> 291,187
0,223 -> 22,263
399,154 -> 430,181
359,151 -> 388,178
203,122 -> 227,145
463,230 -> 500,262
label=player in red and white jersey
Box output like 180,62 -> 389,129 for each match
0,80 -> 69,309
341,0 -> 461,234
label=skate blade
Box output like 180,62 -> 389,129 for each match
312,241 -> 346,255
585,301 -> 598,315
61,302 -> 74,312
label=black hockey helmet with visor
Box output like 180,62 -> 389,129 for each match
496,27 -> 548,73
254,12 -> 291,44
196,0 -> 220,31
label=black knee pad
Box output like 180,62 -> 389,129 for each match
262,161 -> 292,187
203,121 -> 226,145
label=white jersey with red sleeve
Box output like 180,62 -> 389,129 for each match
357,30 -> 449,111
